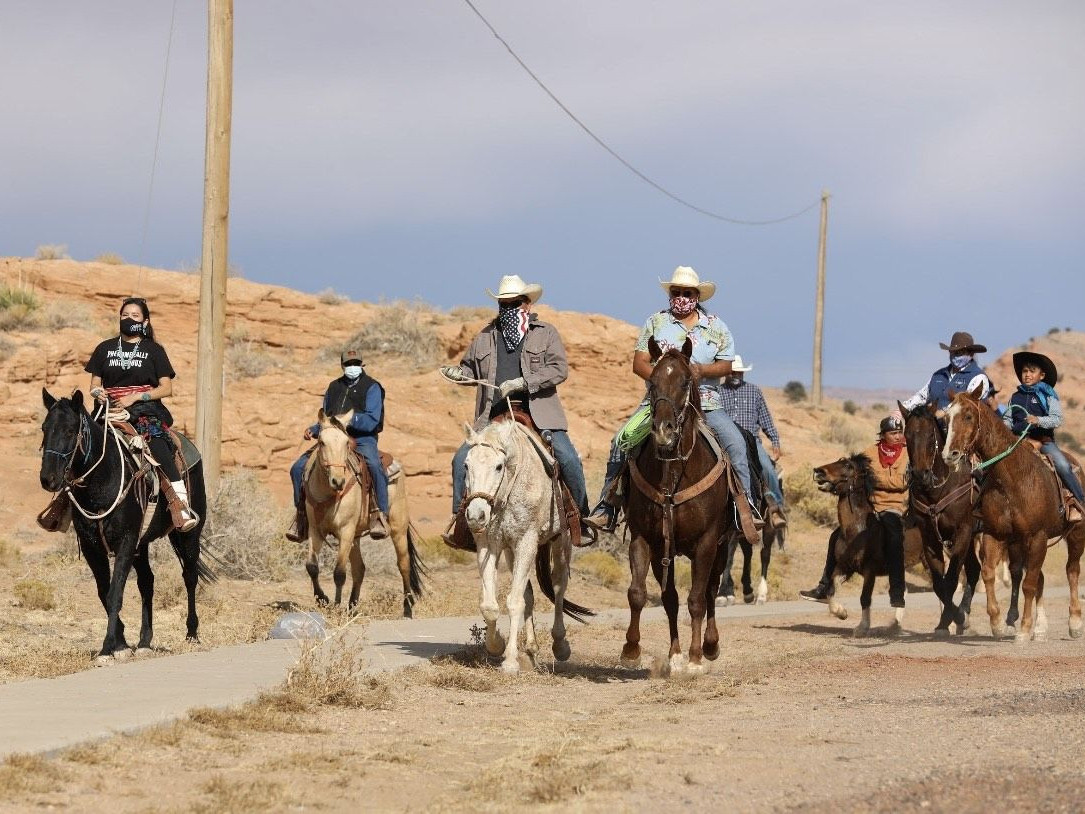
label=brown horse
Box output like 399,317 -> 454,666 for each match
943,385 -> 1085,641
900,402 -> 984,633
620,337 -> 734,674
813,454 -> 926,636
303,409 -> 426,616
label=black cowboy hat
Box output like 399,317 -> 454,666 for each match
1013,351 -> 1058,387
938,331 -> 987,354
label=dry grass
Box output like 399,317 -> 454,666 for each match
820,412 -> 867,449
783,468 -> 837,527
226,335 -> 274,380
0,335 -> 15,363
575,550 -> 626,589
1,647 -> 91,680
447,305 -> 493,322
189,693 -> 323,736
34,244 -> 69,260
94,252 -> 124,265
14,578 -> 55,610
0,753 -> 66,797
336,301 -> 441,370
136,721 -> 188,749
0,285 -> 41,331
284,638 -> 395,710
193,775 -> 291,814
422,657 -> 503,693
316,287 -> 349,305
37,299 -> 102,332
413,532 -> 472,566
0,538 -> 20,569
201,469 -> 295,580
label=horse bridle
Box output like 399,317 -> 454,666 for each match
42,405 -> 93,484
462,440 -> 517,512
649,374 -> 695,463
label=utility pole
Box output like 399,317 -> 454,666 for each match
811,189 -> 830,405
195,0 -> 233,492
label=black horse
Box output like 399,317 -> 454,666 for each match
39,388 -> 213,661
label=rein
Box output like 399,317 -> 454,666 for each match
971,404 -> 1031,473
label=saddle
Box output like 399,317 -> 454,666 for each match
1030,441 -> 1084,523
301,443 -> 392,515
444,408 -> 583,553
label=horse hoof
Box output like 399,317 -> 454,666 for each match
953,623 -> 966,637
743,593 -> 755,605
668,653 -> 687,675
990,624 -> 1005,638
552,637 -> 571,662
402,601 -> 414,620
852,625 -> 869,639
134,647 -> 154,658
94,654 -> 115,666
717,594 -> 734,607
1014,633 -> 1028,645
485,634 -> 506,658
112,648 -> 132,662
186,635 -> 200,644
1070,624 -> 1083,640
315,596 -> 330,608
962,615 -> 971,632
830,605 -> 848,621
702,641 -> 720,661
756,594 -> 767,606
1032,630 -> 1047,643
933,627 -> 950,638
500,660 -> 520,675
686,660 -> 707,676
619,656 -> 641,670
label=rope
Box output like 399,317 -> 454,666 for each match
973,405 -> 1031,473
460,0 -> 819,226
135,0 -> 179,295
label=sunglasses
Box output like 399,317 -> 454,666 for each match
670,288 -> 699,298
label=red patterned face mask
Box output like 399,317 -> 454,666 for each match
670,295 -> 698,317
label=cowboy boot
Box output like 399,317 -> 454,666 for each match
583,501 -> 617,532
368,509 -> 390,540
285,501 -> 309,543
160,479 -> 199,533
765,495 -> 788,531
733,490 -> 763,547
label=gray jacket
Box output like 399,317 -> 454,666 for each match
457,318 -> 570,431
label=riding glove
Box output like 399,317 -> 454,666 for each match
440,365 -> 468,383
498,377 -> 527,399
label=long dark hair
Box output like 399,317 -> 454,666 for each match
119,297 -> 156,342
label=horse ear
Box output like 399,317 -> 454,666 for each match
338,409 -> 354,427
71,390 -> 84,412
317,408 -> 328,424
681,337 -> 693,360
647,336 -> 662,363
42,388 -> 57,409
897,400 -> 910,421
463,422 -> 477,443
946,388 -> 957,403
968,382 -> 985,399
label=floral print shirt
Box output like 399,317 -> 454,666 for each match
634,308 -> 735,412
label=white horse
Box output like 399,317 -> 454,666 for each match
463,420 -> 591,673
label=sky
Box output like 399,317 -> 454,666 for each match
1,1 -> 1083,388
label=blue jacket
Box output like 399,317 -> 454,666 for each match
927,360 -> 989,410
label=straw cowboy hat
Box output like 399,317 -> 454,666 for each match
731,354 -> 753,373
659,266 -> 716,302
486,275 -> 543,303
1013,351 -> 1058,387
938,331 -> 987,354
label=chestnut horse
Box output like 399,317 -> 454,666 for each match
943,385 -> 1085,641
813,454 -> 926,636
621,338 -> 735,674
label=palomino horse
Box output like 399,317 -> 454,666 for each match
813,454 -> 926,636
621,337 -> 735,674
39,389 -> 214,661
303,409 -> 426,616
463,419 -> 592,674
943,385 -> 1085,641
900,402 -> 984,634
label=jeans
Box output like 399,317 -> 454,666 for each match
754,438 -> 784,505
879,510 -> 905,607
593,406 -> 753,508
1041,441 -> 1085,503
290,437 -> 389,514
452,429 -> 588,516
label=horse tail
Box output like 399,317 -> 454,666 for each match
534,540 -> 594,624
405,521 -> 429,598
196,557 -> 218,584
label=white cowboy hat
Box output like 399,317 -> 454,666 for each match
486,274 -> 543,303
659,265 -> 716,302
731,354 -> 753,373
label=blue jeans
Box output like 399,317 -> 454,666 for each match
290,437 -> 389,514
755,438 -> 784,505
594,406 -> 753,507
1041,441 -> 1085,503
452,429 -> 588,516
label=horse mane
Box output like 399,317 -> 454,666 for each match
658,348 -> 702,414
850,452 -> 878,503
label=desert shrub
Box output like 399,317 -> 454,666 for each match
0,538 -> 20,568
842,400 -> 858,415
317,288 -> 348,305
870,402 -> 887,413
783,469 -> 837,527
1048,326 -> 1061,335
284,639 -> 394,709
35,244 -> 69,260
226,332 -> 273,380
575,550 -> 625,589
201,469 -> 295,580
95,252 -> 124,265
1066,397 -> 1080,410
14,579 -> 56,610
783,380 -> 806,403
0,335 -> 15,363
413,532 -> 472,566
821,413 -> 867,449
0,285 -> 41,331
336,301 -> 441,370
38,299 -> 101,332
447,305 -> 493,322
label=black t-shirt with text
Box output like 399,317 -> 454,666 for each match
85,338 -> 176,389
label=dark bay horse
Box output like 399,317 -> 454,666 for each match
620,337 -> 735,674
39,389 -> 213,661
944,385 -> 1085,641
900,402 -> 985,634
813,454 -> 926,636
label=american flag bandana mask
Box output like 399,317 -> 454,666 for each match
498,303 -> 530,351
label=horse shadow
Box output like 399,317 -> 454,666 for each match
406,641 -> 651,683
753,621 -> 999,648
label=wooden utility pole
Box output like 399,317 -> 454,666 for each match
195,0 -> 233,492
811,189 -> 830,405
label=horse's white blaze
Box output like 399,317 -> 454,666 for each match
756,577 -> 768,605
942,402 -> 962,464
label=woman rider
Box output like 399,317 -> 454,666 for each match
86,297 -> 198,532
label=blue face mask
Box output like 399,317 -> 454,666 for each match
343,365 -> 362,380
950,354 -> 972,370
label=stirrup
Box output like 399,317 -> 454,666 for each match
173,504 -> 199,533
368,511 -> 390,539
285,508 -> 308,543
583,503 -> 617,533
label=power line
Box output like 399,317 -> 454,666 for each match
136,0 -> 179,294
461,0 -> 819,226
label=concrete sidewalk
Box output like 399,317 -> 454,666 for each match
0,586 -> 1068,759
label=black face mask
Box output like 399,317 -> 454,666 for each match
120,318 -> 145,337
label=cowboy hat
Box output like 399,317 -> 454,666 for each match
659,266 -> 716,302
486,275 -> 543,303
879,414 -> 904,435
731,354 -> 753,373
1013,351 -> 1058,387
938,331 -> 987,354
